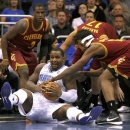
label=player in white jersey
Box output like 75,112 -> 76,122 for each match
1,48 -> 102,124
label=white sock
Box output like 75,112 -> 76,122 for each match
66,107 -> 85,122
78,113 -> 86,120
13,89 -> 27,105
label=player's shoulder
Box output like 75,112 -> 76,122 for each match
35,63 -> 46,73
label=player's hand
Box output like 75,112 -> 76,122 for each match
115,87 -> 124,102
0,60 -> 9,73
76,71 -> 87,82
0,70 -> 7,80
38,82 -> 46,93
45,82 -> 62,97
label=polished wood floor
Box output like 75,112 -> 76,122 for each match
0,110 -> 130,130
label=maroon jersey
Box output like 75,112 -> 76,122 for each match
9,17 -> 49,52
77,20 -> 117,39
72,20 -> 117,64
7,17 -> 49,75
92,39 -> 130,79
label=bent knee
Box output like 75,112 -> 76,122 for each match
17,66 -> 29,77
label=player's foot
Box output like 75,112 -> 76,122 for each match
79,106 -> 103,125
96,110 -> 123,125
1,82 -> 13,110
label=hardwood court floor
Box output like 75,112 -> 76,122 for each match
0,112 -> 130,130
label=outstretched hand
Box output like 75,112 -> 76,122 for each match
115,87 -> 124,102
0,60 -> 9,74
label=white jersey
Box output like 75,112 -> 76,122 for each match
18,63 -> 69,123
37,62 -> 68,91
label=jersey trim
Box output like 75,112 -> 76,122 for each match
45,20 -> 48,32
32,17 -> 43,31
91,42 -> 108,60
21,18 -> 29,35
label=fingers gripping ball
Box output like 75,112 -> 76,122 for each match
41,82 -> 61,101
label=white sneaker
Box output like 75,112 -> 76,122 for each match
1,82 -> 13,110
117,106 -> 130,113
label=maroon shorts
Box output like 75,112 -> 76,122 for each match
8,46 -> 38,76
108,52 -> 130,79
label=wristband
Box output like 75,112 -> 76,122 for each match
3,59 -> 9,61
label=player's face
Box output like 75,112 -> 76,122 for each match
33,7 -> 45,22
51,40 -> 58,49
77,40 -> 86,52
50,51 -> 64,70
85,12 -> 95,22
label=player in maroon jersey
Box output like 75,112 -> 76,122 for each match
0,3 -> 50,89
60,11 -> 117,107
49,30 -> 130,125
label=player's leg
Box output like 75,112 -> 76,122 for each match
1,82 -> 33,113
52,104 -> 103,125
8,50 -> 29,89
17,65 -> 29,88
96,68 -> 122,125
91,77 -> 100,106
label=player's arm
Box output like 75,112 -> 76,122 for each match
1,19 -> 27,59
26,63 -> 46,92
58,75 -> 78,103
60,29 -> 77,52
51,44 -> 105,81
40,21 -> 50,63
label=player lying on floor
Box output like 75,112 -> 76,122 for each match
1,48 -> 102,124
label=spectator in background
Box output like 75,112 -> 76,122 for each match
46,0 -> 57,28
104,0 -> 130,26
95,0 -> 106,10
56,0 -> 71,24
56,0 -> 65,11
72,3 -> 88,29
0,0 -> 8,14
0,0 -> 8,36
52,10 -> 74,43
39,35 -> 58,63
113,15 -> 130,39
86,0 -> 106,22
106,3 -> 130,27
1,0 -> 25,34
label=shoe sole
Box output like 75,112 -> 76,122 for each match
79,106 -> 103,125
1,82 -> 12,110
97,121 -> 123,125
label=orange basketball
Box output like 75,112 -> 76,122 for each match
41,82 -> 60,101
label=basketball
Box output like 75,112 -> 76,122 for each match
41,82 -> 61,101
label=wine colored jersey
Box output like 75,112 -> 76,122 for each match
91,38 -> 130,79
76,20 -> 117,39
72,20 -> 117,64
9,17 -> 49,52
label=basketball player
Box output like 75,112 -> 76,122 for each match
49,30 -> 130,125
1,48 -> 102,124
60,10 -> 117,107
0,3 -> 50,88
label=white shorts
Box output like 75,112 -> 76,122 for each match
18,92 -> 68,123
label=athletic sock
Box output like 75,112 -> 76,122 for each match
13,89 -> 28,105
92,94 -> 99,106
66,107 -> 84,122
107,100 -> 118,114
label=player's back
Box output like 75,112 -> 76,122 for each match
77,20 -> 117,39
